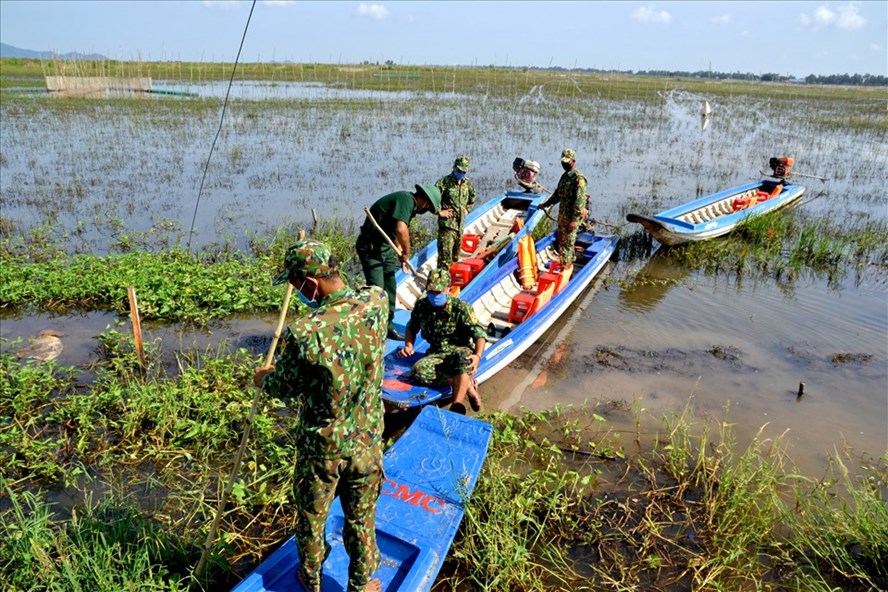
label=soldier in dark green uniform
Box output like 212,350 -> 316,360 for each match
254,240 -> 387,592
356,183 -> 442,341
540,148 -> 589,267
396,268 -> 486,414
435,155 -> 476,270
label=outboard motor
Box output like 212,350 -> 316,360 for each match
768,156 -> 794,179
512,157 -> 542,192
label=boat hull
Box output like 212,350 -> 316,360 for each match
229,407 -> 492,592
382,230 -> 620,410
626,180 -> 805,246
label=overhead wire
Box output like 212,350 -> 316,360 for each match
186,0 -> 257,253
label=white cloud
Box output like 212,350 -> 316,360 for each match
202,0 -> 244,9
263,0 -> 296,6
710,14 -> 731,25
631,5 -> 672,25
800,3 -> 866,31
869,43 -> 884,52
835,4 -> 866,30
357,3 -> 389,20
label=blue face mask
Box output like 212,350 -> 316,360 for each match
297,279 -> 319,309
453,171 -> 466,180
428,292 -> 448,307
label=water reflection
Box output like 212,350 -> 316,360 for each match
618,248 -> 691,312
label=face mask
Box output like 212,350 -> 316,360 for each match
561,162 -> 572,172
297,279 -> 319,309
453,171 -> 466,180
428,292 -> 448,307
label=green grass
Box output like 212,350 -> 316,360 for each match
2,340 -> 884,590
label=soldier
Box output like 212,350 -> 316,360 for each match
254,239 -> 387,592
435,155 -> 476,270
539,148 -> 589,268
356,183 -> 442,341
397,268 -> 486,414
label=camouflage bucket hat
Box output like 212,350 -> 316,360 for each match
560,148 -> 576,163
415,183 -> 442,213
426,268 -> 451,292
273,239 -> 338,285
454,155 -> 471,172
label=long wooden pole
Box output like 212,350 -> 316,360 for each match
126,286 -> 146,370
192,282 -> 294,580
363,207 -> 423,278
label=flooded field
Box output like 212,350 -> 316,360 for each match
3,79 -> 885,465
1,72 -> 886,589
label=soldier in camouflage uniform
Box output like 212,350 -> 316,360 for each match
397,268 -> 486,414
254,240 -> 387,592
435,155 -> 477,270
540,148 -> 589,267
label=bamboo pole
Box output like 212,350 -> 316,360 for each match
192,282 -> 294,580
127,286 -> 146,369
363,207 -> 423,278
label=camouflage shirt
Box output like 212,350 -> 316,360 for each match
435,174 -> 476,233
262,285 -> 388,459
407,295 -> 486,352
550,169 -> 588,224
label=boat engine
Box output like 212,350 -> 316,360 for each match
513,157 -> 542,192
768,156 -> 794,178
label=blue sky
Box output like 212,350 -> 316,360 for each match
1,1 -> 885,76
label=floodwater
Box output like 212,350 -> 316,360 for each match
1,80 -> 886,475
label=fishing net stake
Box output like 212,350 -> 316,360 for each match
127,286 -> 146,371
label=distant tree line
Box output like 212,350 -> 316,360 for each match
802,73 -> 887,86
521,65 -> 888,86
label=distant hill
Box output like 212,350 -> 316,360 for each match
1,42 -> 107,61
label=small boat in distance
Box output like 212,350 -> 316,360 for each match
229,407 -> 493,592
625,157 -> 806,247
383,228 -> 620,411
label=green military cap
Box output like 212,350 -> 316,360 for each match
425,268 -> 451,292
454,155 -> 471,172
415,183 -> 442,213
273,239 -> 338,285
560,148 -> 576,163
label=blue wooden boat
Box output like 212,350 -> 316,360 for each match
382,229 -> 620,411
229,406 -> 493,592
390,189 -> 548,338
625,178 -> 805,246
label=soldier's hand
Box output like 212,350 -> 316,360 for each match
439,208 -> 454,219
398,343 -> 414,358
253,365 -> 275,387
467,354 -> 480,374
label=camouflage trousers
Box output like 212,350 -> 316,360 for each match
411,344 -> 474,386
437,228 -> 461,270
293,446 -> 384,592
555,217 -> 579,266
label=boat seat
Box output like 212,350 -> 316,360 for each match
508,281 -> 555,324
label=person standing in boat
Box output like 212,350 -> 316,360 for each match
397,268 -> 486,415
254,240 -> 387,592
356,183 -> 442,341
435,155 -> 476,270
539,148 -> 589,268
